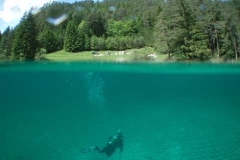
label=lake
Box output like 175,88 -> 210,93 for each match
0,62 -> 240,160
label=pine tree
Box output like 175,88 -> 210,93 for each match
226,0 -> 240,60
90,35 -> 98,50
64,21 -> 80,52
5,30 -> 14,59
85,11 -> 105,37
0,27 -> 11,58
42,28 -> 58,53
176,0 -> 196,59
183,22 -> 211,60
154,12 -> 170,57
0,0 -> 239,61
154,0 -> 186,58
77,20 -> 88,51
12,12 -> 38,60
221,12 -> 239,60
84,34 -> 91,50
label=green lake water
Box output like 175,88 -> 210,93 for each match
0,62 -> 240,160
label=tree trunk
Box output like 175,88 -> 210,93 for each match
231,32 -> 238,60
167,40 -> 170,59
216,30 -> 220,60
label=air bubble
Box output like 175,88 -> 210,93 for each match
84,72 -> 105,105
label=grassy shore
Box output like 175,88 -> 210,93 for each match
41,47 -> 240,63
42,47 -> 169,62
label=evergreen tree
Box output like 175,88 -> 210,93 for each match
225,0 -> 240,60
175,0 -> 196,59
154,15 -> 170,57
0,0 -> 238,61
64,21 -> 80,52
182,22 -> 211,60
154,0 -> 185,58
56,30 -> 65,50
0,27 -> 11,58
77,20 -> 88,51
85,11 -> 105,37
84,34 -> 91,50
5,30 -> 14,58
90,35 -> 98,50
42,28 -> 58,53
221,14 -> 239,60
12,12 -> 38,60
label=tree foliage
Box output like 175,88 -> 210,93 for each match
11,12 -> 38,60
0,27 -> 13,59
41,28 -> 58,53
0,0 -> 239,61
64,21 -> 80,52
154,0 -> 240,60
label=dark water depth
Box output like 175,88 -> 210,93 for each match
0,62 -> 240,160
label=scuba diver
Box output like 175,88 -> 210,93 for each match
81,131 -> 124,157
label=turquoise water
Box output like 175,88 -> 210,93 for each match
1,62 -> 240,160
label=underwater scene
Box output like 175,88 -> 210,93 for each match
0,62 -> 240,160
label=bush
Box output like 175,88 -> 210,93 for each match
106,37 -> 116,50
133,36 -> 145,48
90,36 -> 105,51
132,47 -> 155,61
222,49 -> 235,60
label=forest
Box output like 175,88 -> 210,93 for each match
0,0 -> 239,61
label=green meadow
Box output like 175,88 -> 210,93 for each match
42,47 -> 169,62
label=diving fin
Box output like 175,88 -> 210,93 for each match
81,146 -> 99,153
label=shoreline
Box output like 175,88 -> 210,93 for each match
40,48 -> 240,64
1,47 -> 240,63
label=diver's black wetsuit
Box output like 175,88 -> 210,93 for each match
81,132 -> 124,157
96,135 -> 124,157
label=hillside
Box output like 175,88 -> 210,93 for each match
0,0 -> 239,61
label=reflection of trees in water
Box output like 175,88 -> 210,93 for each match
84,72 -> 105,105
